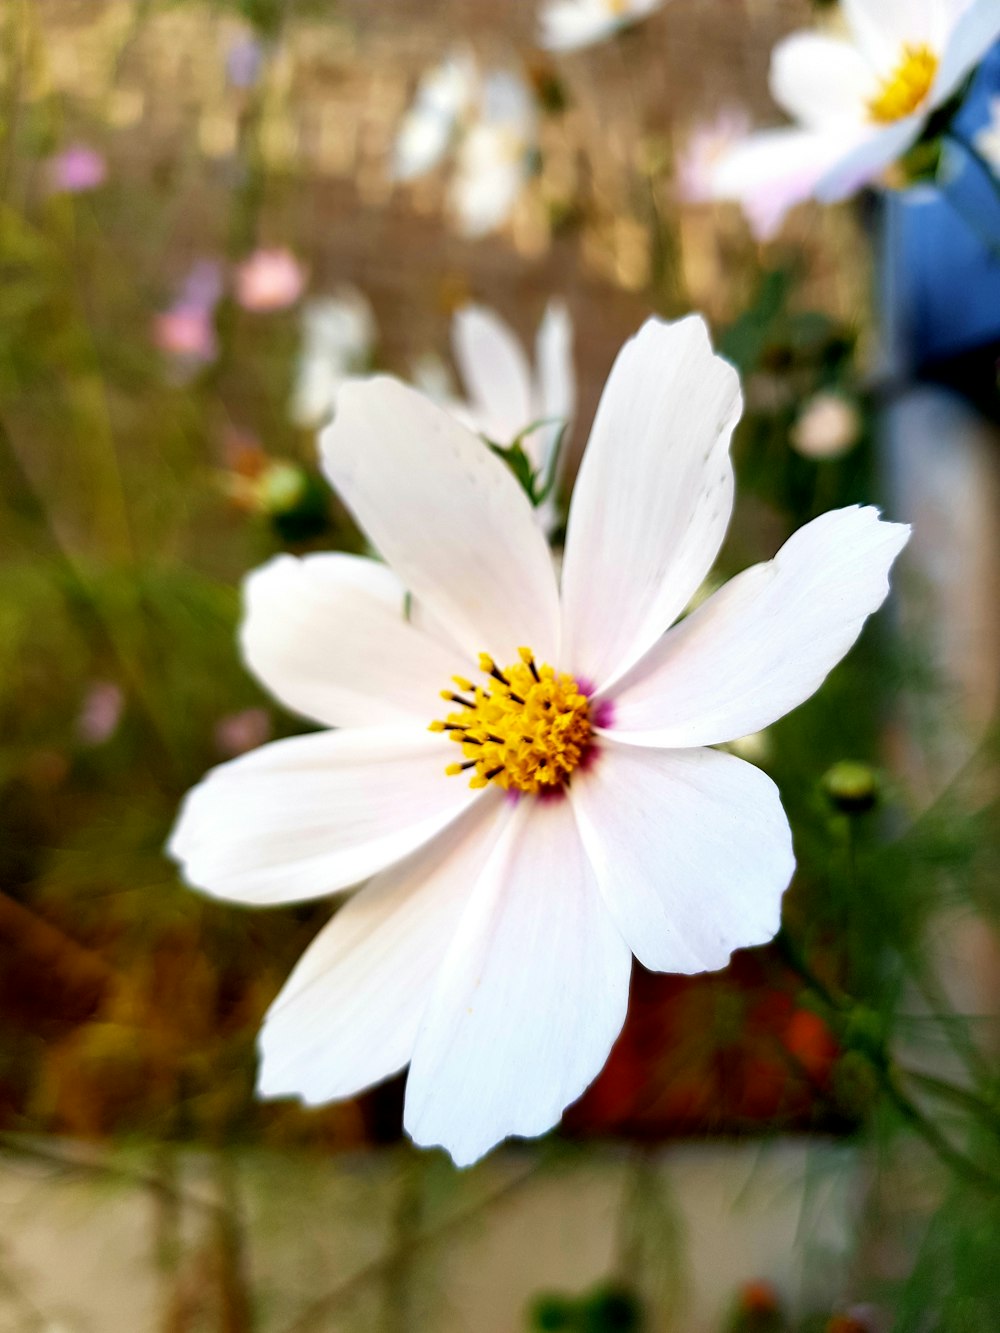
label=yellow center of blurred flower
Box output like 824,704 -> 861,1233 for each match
867,45 -> 938,123
430,649 -> 592,794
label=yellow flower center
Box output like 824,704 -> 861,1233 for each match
430,649 -> 592,795
867,45 -> 938,124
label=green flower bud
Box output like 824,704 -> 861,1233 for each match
822,761 -> 879,814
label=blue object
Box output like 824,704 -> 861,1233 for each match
879,41 -> 1000,381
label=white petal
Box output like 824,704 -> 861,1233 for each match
932,0 -> 1000,107
539,0 -> 661,52
603,507 -> 910,748
712,126 -> 869,237
404,795 -> 631,1166
539,2 -> 623,52
815,116 -> 924,201
241,553 -> 466,729
451,304 -> 534,446
168,728 -> 479,905
571,741 -> 794,974
449,130 -> 527,238
769,34 -> 877,128
257,794 -> 511,1104
320,376 -> 561,667
560,316 -> 740,692
532,300 -> 576,481
842,0 -> 951,71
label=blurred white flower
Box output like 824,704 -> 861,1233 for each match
712,0 -> 1000,237
677,107 -> 752,204
235,248 -> 307,312
539,0 -> 665,52
791,392 -> 863,460
448,71 -> 539,238
393,57 -> 539,238
289,288 -> 377,428
452,302 -> 574,529
171,315 -> 908,1166
392,51 -> 477,181
974,96 -> 1000,173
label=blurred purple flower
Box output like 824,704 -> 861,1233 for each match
227,35 -> 265,89
76,681 -> 124,746
235,248 -> 307,312
178,259 -> 224,310
214,708 -> 272,757
46,144 -> 107,194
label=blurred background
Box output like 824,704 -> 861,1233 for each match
1,1 -> 999,1329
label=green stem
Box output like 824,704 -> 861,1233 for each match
777,925 -> 1000,1190
881,1064 -> 1000,1195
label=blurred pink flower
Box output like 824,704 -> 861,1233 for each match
677,108 -> 752,205
153,260 -> 223,372
46,144 -> 107,194
153,306 -> 218,365
76,681 -> 124,745
235,248 -> 307,312
214,708 -> 272,757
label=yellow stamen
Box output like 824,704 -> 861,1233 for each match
429,651 -> 592,795
867,45 -> 938,124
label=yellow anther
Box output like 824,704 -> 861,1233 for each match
445,762 -> 466,777
867,45 -> 938,124
452,675 -> 473,692
431,650 -> 592,795
428,721 -> 446,733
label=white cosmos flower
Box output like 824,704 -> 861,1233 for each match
289,288 -> 377,429
452,302 -> 575,531
391,51 -> 477,183
448,71 -> 539,238
169,316 -> 909,1167
539,0 -> 665,52
712,0 -> 1000,237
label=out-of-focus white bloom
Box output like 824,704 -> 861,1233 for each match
393,57 -> 539,239
170,315 -> 909,1167
712,0 -> 1000,238
392,52 -> 477,182
677,107 -> 752,204
452,302 -> 574,529
235,248 -> 307,312
448,72 -> 539,238
539,0 -> 665,52
289,288 -> 377,428
974,96 -> 1000,173
791,392 -> 863,460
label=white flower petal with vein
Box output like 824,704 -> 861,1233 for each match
712,0 -> 1000,234
169,314 -> 909,1165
